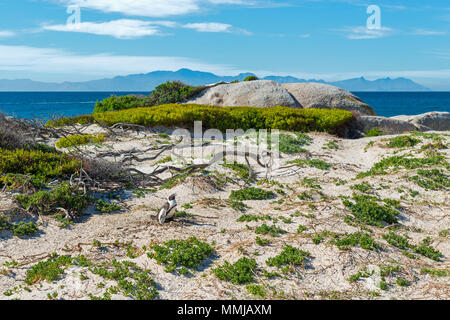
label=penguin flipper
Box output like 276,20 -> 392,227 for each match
157,209 -> 167,224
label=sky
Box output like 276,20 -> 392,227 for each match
0,0 -> 449,89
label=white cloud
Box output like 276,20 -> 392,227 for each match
0,30 -> 16,38
42,20 -> 163,39
61,0 -> 259,17
412,29 -> 447,36
183,22 -> 232,33
0,45 -> 240,80
42,19 -> 249,38
333,26 -> 395,39
182,22 -> 251,34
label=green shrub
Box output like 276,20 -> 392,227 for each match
56,134 -> 104,148
347,268 -> 374,282
383,232 -> 410,249
379,264 -> 401,277
254,224 -> 287,237
277,133 -> 312,154
93,81 -> 204,113
343,194 -> 399,227
255,236 -> 271,246
420,268 -> 449,277
0,173 -> 45,190
383,233 -> 442,261
246,284 -> 266,298
365,128 -> 383,137
236,214 -> 271,222
409,169 -> 449,190
357,154 -> 448,178
147,81 -> 205,108
25,254 -> 73,285
287,158 -> 331,170
413,237 -> 442,261
147,237 -> 214,274
0,148 -> 80,183
243,76 -> 259,81
350,182 -> 373,193
11,222 -> 39,237
96,199 -> 120,213
45,114 -> 95,127
213,257 -> 257,284
396,278 -> 410,287
16,183 -> 88,216
51,104 -> 353,133
387,135 -> 421,148
0,218 -> 39,237
93,95 -> 153,113
266,245 -> 310,268
222,162 -> 251,180
230,200 -> 248,212
229,187 -> 275,201
331,232 -> 377,250
89,259 -> 158,300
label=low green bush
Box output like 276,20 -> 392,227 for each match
413,237 -> 442,262
357,153 -> 448,178
229,187 -> 275,201
0,218 -> 39,237
254,224 -> 287,237
93,95 -> 153,113
246,284 -> 266,298
277,133 -> 312,154
287,158 -> 331,170
16,183 -> 88,216
365,128 -> 383,137
0,148 -> 80,184
93,81 -> 205,113
343,194 -> 400,227
56,134 -> 104,148
243,76 -> 259,81
48,104 -> 353,133
266,245 -> 310,268
147,237 -> 214,274
387,135 -> 421,148
25,254 -> 74,285
213,257 -> 257,284
409,169 -> 449,190
89,259 -> 158,300
331,232 -> 377,250
420,268 -> 449,277
11,221 -> 39,237
383,232 -> 410,249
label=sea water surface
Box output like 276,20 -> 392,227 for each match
0,91 -> 449,120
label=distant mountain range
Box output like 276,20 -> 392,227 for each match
0,69 -> 431,92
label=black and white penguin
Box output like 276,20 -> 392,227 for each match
157,194 -> 177,224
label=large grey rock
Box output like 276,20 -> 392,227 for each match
357,116 -> 428,135
281,82 -> 376,116
391,112 -> 450,131
187,80 -> 301,108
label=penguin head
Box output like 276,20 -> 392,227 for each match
168,193 -> 176,201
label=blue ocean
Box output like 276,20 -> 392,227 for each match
0,91 -> 449,120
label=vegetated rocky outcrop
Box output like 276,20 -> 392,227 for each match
187,80 -> 450,136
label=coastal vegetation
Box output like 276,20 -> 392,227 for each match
55,134 -> 104,148
93,81 -> 205,113
47,104 -> 354,134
